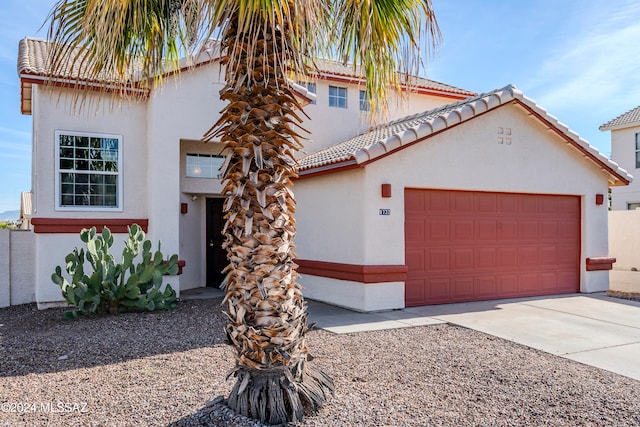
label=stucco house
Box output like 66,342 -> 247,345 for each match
17,37 -> 629,311
600,105 -> 640,210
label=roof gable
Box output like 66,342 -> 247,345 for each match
599,105 -> 640,131
298,85 -> 632,186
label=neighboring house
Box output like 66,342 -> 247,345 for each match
600,105 -> 640,210
17,37 -> 474,308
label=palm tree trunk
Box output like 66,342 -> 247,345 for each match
203,10 -> 333,425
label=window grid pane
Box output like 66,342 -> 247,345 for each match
329,86 -> 347,108
186,153 -> 225,178
359,90 -> 370,111
57,132 -> 120,208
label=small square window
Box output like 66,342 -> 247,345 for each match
359,90 -> 371,111
329,86 -> 347,108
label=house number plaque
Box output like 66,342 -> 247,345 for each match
379,209 -> 391,216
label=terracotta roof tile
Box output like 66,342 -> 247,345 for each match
18,37 -> 473,99
600,105 -> 640,131
298,85 -> 632,186
310,58 -> 475,97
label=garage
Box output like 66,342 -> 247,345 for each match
294,85 -> 630,312
405,188 -> 581,306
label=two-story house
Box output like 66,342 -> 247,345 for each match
600,106 -> 640,210
18,37 -> 629,311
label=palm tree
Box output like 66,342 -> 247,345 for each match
46,0 -> 440,423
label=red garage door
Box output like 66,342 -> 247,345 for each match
404,189 -> 580,306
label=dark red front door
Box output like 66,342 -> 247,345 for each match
206,198 -> 227,287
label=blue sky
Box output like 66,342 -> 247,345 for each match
1,0 -> 640,213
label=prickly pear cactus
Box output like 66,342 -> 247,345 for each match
52,224 -> 178,318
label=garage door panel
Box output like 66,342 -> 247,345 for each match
452,248 -> 473,269
405,189 -> 580,306
426,278 -> 451,303
497,220 -> 518,240
518,247 -> 538,266
518,273 -> 539,293
498,247 -> 518,268
452,220 -> 474,241
451,277 -> 474,299
405,219 -> 425,242
428,191 -> 450,212
405,249 -> 425,271
540,246 -> 557,265
405,279 -> 425,306
519,221 -> 538,240
475,275 -> 497,297
452,192 -> 474,212
427,249 -> 450,271
476,220 -> 497,241
497,274 -> 519,296
540,272 -> 559,291
475,193 -> 497,213
428,220 -> 450,241
475,248 -> 497,268
540,221 -> 559,240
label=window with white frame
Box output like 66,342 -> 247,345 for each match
359,90 -> 371,111
300,82 -> 316,104
636,133 -> 640,168
329,85 -> 347,108
186,153 -> 225,178
56,131 -> 122,210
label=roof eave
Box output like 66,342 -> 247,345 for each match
599,121 -> 640,132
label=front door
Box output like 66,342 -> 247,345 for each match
206,198 -> 227,287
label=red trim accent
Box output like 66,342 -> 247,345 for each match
164,259 -> 186,275
381,183 -> 392,198
31,218 -> 149,234
296,259 -> 407,283
586,257 -> 616,271
316,73 -> 473,100
296,162 -> 361,180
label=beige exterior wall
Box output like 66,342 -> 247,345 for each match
0,230 -> 36,307
295,104 -> 613,311
608,209 -> 640,293
299,80 -> 456,154
609,125 -> 640,210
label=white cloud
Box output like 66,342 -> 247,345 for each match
526,2 -> 640,112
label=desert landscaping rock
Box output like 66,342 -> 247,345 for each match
1,298 -> 639,426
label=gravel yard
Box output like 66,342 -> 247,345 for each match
1,297 -> 639,426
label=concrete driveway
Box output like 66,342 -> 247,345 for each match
308,293 -> 640,381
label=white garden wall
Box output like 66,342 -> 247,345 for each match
609,209 -> 640,293
0,229 -> 35,307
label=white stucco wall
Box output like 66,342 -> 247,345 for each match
9,230 -> 36,305
0,229 -> 9,307
300,81 -> 458,154
295,103 -> 613,310
609,126 -> 640,210
31,86 -> 151,304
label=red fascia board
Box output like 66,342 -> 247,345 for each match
296,259 -> 407,283
32,218 -> 149,234
586,257 -> 616,271
317,72 -> 473,100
